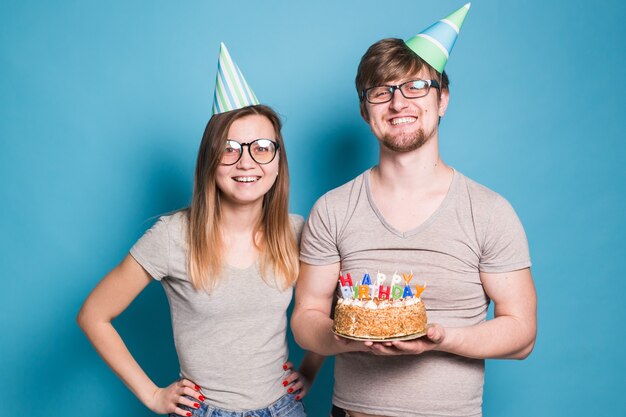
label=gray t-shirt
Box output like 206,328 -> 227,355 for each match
300,169 -> 531,417
130,211 -> 304,411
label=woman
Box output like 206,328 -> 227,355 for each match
78,44 -> 323,415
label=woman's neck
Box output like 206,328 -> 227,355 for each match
219,199 -> 263,234
219,200 -> 263,268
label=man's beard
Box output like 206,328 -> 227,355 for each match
380,129 -> 427,153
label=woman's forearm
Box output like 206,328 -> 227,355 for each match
78,315 -> 159,407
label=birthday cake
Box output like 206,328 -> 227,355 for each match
333,272 -> 428,340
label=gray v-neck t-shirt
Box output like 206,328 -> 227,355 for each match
300,168 -> 531,417
130,211 -> 304,411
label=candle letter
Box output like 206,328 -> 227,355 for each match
402,284 -> 413,298
391,272 -> 402,287
391,285 -> 403,299
358,285 -> 370,299
340,285 -> 354,299
369,284 -> 378,298
339,273 -> 353,287
414,283 -> 427,298
378,285 -> 391,300
376,272 -> 387,286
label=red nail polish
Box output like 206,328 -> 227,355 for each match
282,364 -> 288,370
195,385 -> 200,390
295,395 -> 301,400
186,413 -> 192,417
199,395 -> 205,401
194,403 -> 199,408
282,380 -> 288,387
288,388 -> 293,393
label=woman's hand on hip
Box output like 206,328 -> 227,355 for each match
147,378 -> 204,416
282,361 -> 310,400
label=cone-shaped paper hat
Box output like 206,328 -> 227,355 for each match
212,42 -> 260,115
404,3 -> 471,73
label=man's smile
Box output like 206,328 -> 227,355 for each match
390,116 -> 417,126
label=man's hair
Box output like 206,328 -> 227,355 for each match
355,38 -> 449,113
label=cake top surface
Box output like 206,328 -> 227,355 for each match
337,296 -> 423,309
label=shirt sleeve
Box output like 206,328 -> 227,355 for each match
479,195 -> 532,273
129,216 -> 171,280
300,196 -> 341,265
289,213 -> 306,247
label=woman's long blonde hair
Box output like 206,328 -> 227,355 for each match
187,105 -> 298,292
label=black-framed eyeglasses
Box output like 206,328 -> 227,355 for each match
361,79 -> 440,104
221,139 -> 280,166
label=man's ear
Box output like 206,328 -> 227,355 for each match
438,89 -> 450,117
360,103 -> 370,123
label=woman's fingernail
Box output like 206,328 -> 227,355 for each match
282,380 -> 288,387
195,384 -> 200,390
186,413 -> 192,417
295,395 -> 301,400
198,395 -> 205,401
282,364 -> 288,370
288,388 -> 293,393
194,403 -> 199,408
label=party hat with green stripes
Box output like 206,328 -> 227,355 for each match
404,2 -> 471,73
212,42 -> 259,115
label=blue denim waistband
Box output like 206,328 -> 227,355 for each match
172,392 -> 306,417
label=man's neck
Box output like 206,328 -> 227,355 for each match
369,137 -> 454,232
373,137 -> 450,193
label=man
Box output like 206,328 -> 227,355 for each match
291,4 -> 537,417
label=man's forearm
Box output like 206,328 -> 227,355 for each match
291,309 -> 337,355
292,309 -> 366,355
438,315 -> 536,360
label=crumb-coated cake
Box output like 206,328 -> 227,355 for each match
332,272 -> 428,340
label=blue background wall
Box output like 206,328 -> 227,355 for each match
1,1 -> 625,416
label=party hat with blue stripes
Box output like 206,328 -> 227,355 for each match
404,3 -> 471,73
212,42 -> 259,115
